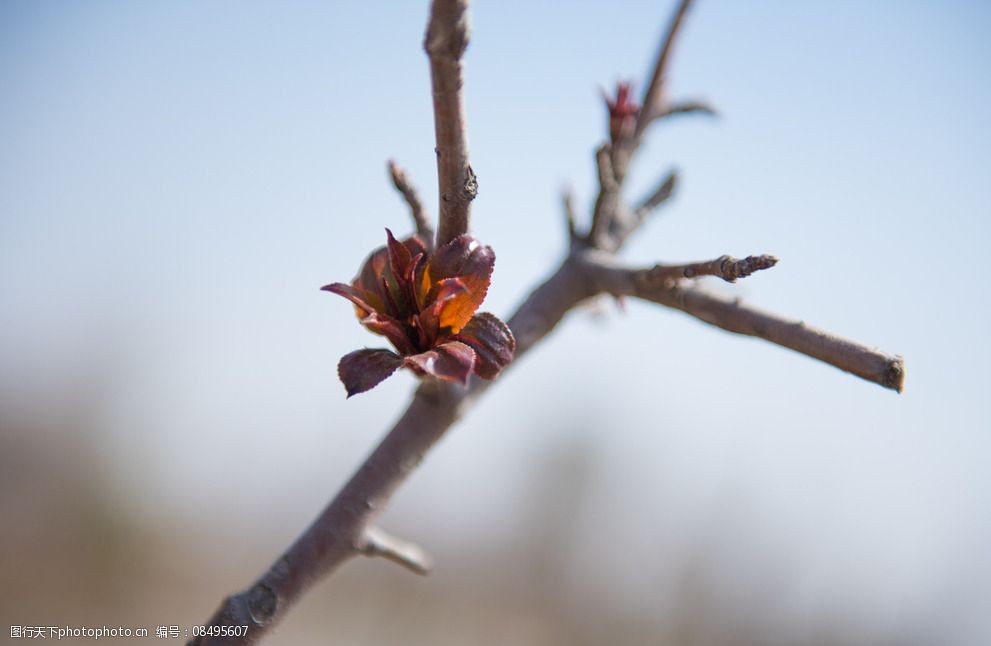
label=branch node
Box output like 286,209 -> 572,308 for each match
657,100 -> 718,121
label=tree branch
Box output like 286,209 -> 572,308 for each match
425,0 -> 476,247
388,160 -> 434,243
635,0 -> 695,140
190,2 -> 904,643
657,99 -> 717,120
582,252 -> 905,392
638,253 -> 779,283
562,187 -> 579,244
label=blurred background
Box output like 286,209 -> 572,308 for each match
2,1 -> 989,644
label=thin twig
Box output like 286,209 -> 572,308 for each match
651,285 -> 905,391
635,0 -> 695,140
188,258 -> 598,645
562,187 -> 579,243
639,254 -> 779,284
425,0 -> 476,247
191,247 -> 901,643
583,252 -> 904,392
657,100 -> 717,120
388,160 -> 434,243
588,144 -> 620,247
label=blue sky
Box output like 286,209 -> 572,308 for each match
2,1 -> 990,641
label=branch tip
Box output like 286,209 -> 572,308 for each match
885,356 -> 906,393
636,0 -> 696,139
360,526 -> 433,575
640,253 -> 778,285
562,187 -> 579,241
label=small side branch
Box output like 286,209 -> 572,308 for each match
635,0 -> 695,140
388,160 -> 434,243
638,254 -> 779,284
425,0 -> 476,247
562,187 -> 579,243
359,526 -> 433,575
657,100 -> 717,120
583,253 -> 904,392
648,285 -> 905,391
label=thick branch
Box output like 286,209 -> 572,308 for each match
602,169 -> 678,252
425,0 -> 476,247
388,160 -> 434,243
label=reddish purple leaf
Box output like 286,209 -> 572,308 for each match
338,348 -> 403,397
402,340 -> 476,386
454,312 -> 516,379
358,312 -> 417,356
355,246 -> 391,306
321,282 -> 377,317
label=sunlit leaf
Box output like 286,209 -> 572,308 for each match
424,235 -> 495,333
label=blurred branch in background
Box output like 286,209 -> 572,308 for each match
192,0 -> 903,642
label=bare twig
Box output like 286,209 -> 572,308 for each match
638,254 -> 779,284
425,0 -> 476,247
388,160 -> 434,243
582,252 -> 905,392
635,0 -> 695,140
657,100 -> 718,120
602,169 -> 678,252
589,0 -> 698,248
652,285 -> 905,391
637,169 -> 678,216
360,526 -> 433,575
562,187 -> 579,243
189,258 -> 598,645
191,249 -> 900,643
